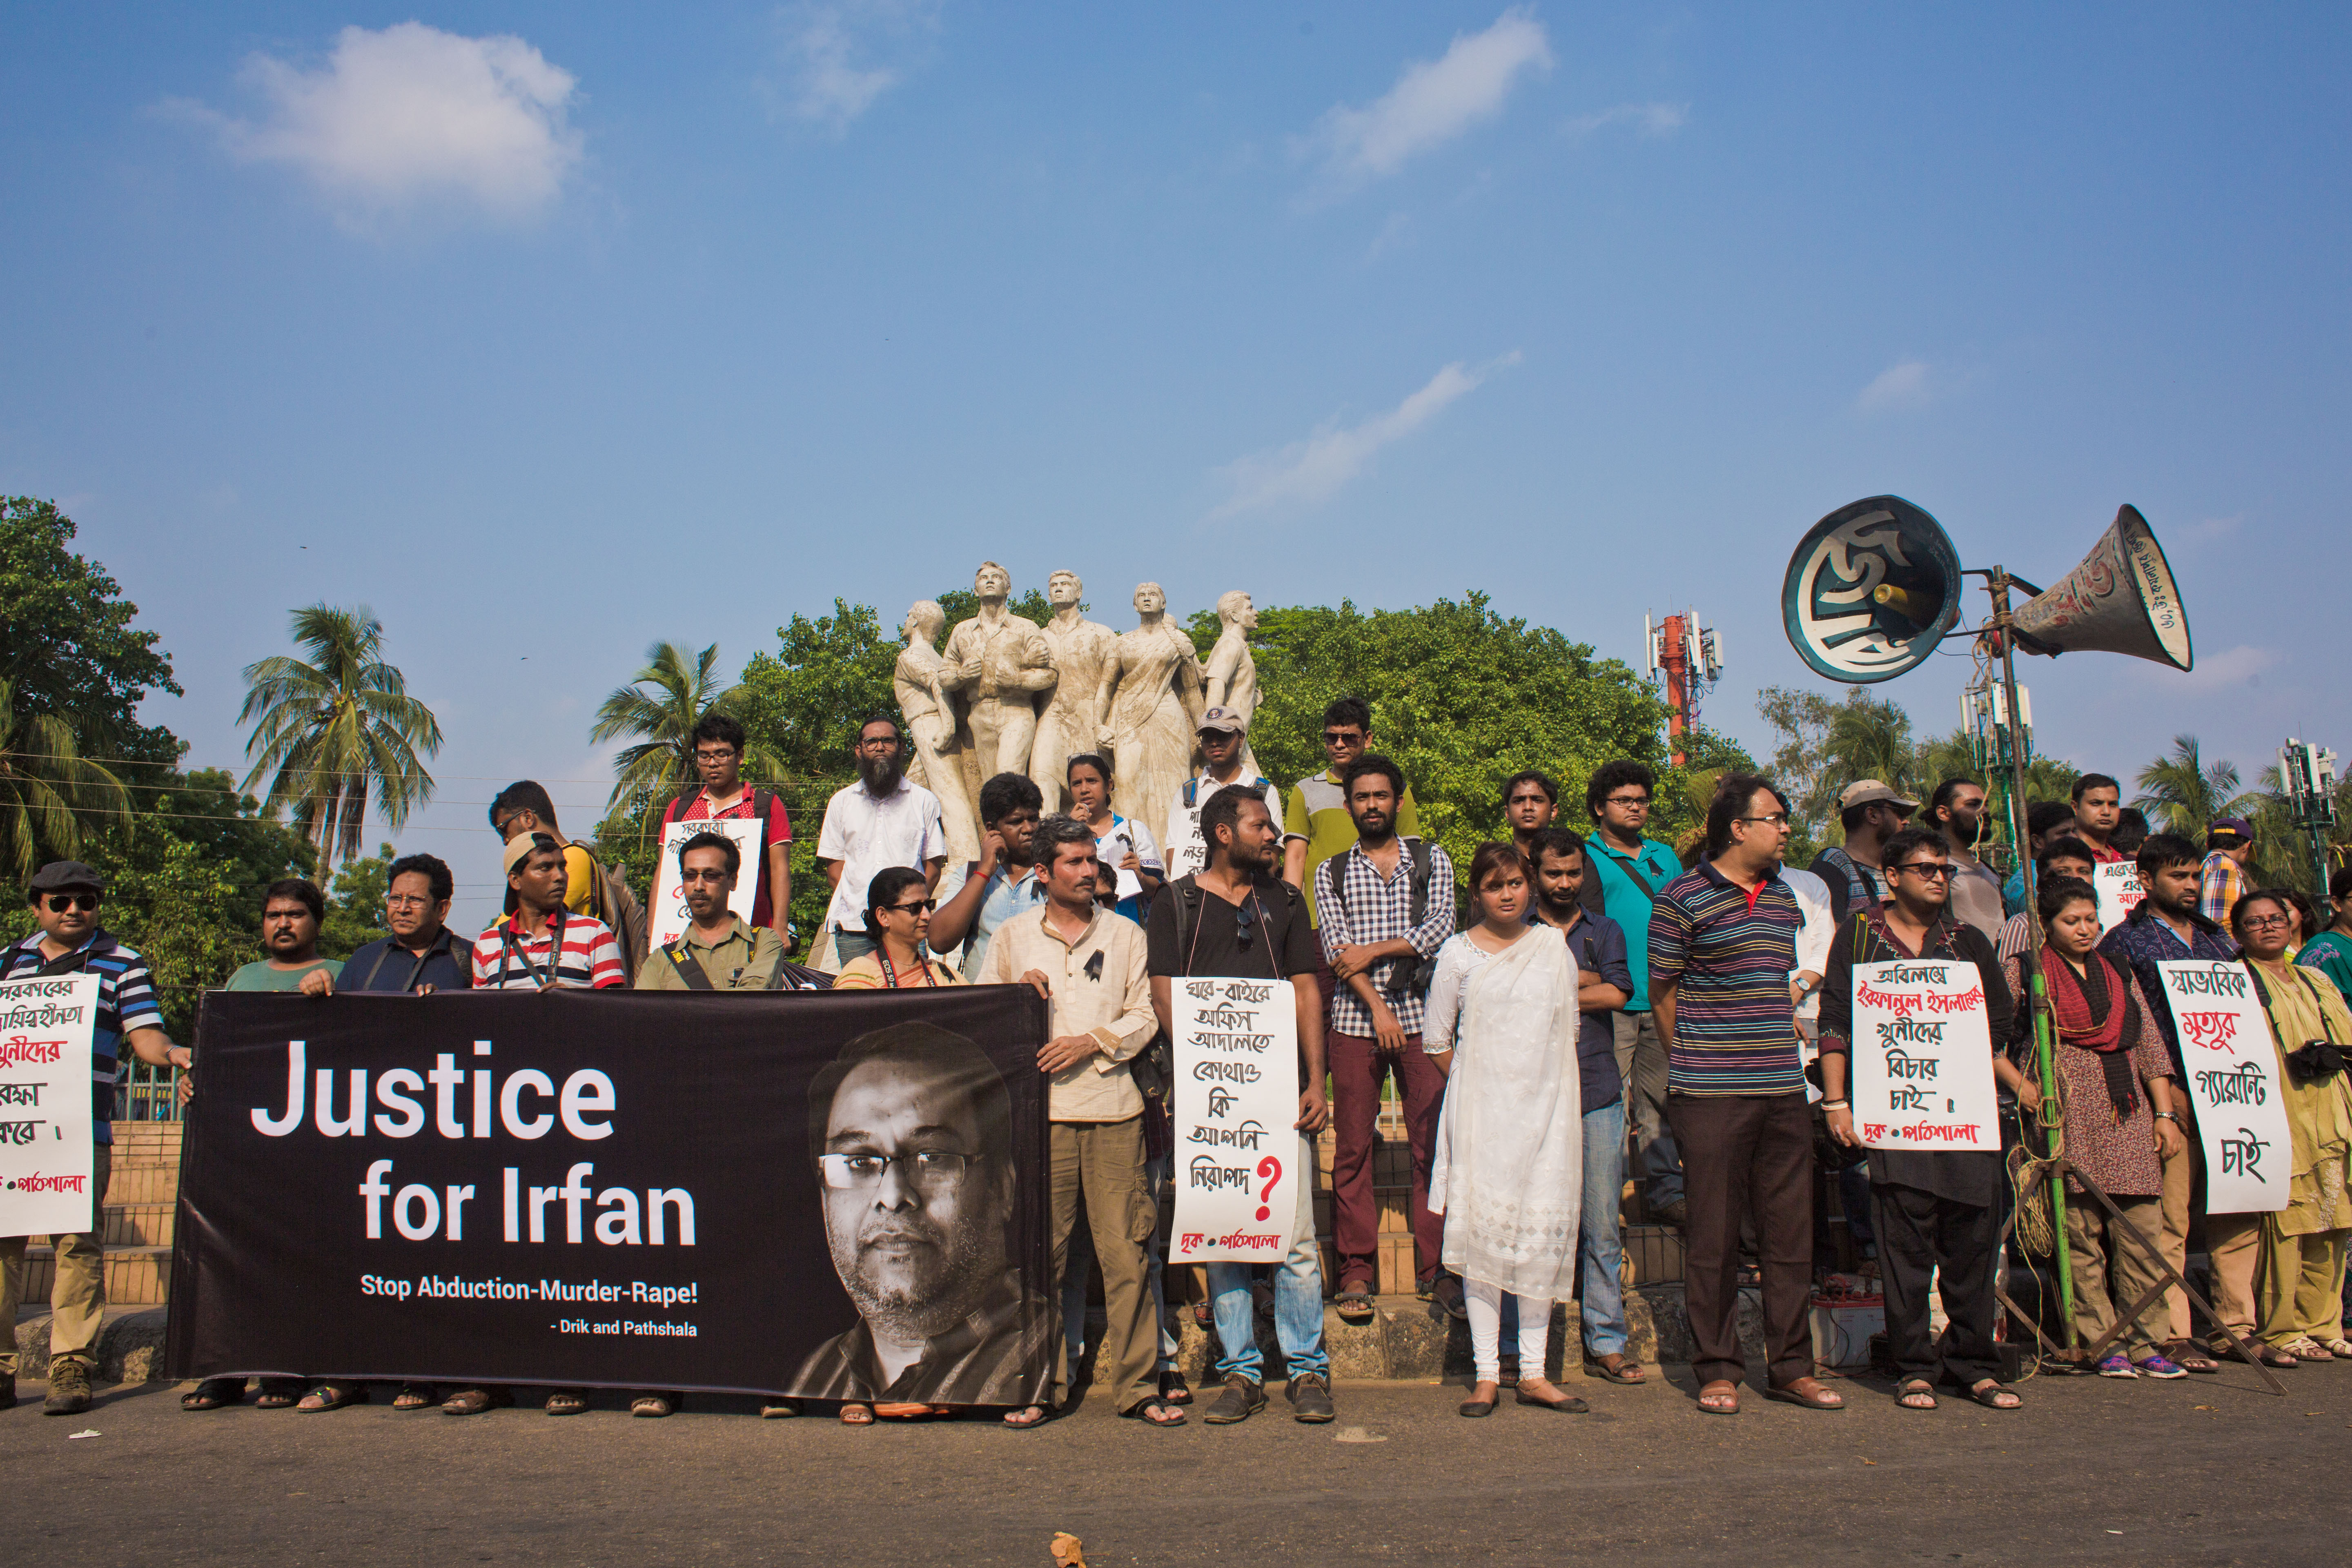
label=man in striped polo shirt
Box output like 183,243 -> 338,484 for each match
1648,775 -> 1841,1415
470,835 -> 628,992
0,860 -> 192,1415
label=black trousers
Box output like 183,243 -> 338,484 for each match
1871,1182 -> 2000,1388
1667,1092 -> 1814,1388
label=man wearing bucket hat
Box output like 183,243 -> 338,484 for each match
1809,780 -> 1918,924
0,861 -> 191,1415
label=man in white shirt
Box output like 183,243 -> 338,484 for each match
1160,707 -> 1283,881
816,717 -> 949,967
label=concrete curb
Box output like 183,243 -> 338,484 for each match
12,1307 -> 173,1383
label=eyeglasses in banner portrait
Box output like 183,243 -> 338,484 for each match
1847,959 -> 2000,1151
0,971 -> 99,1238
1167,976 -> 1301,1264
2156,959 -> 2291,1214
165,986 -> 1055,1405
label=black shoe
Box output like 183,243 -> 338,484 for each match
1432,1274 -> 1468,1321
1651,1199 -> 1689,1229
1287,1372 -> 1335,1423
43,1360 -> 93,1416
1203,1373 -> 1266,1425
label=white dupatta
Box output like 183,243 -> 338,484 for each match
1428,925 -> 1584,1301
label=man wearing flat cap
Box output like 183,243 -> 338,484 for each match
1809,780 -> 1918,923
0,861 -> 190,1415
2199,817 -> 2258,929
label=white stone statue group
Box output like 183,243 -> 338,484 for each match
893,564 -> 1262,859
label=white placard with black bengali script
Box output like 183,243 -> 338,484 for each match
649,817 -> 767,949
2094,862 -> 2145,934
2157,958 -> 2291,1214
0,972 -> 98,1238
1168,976 -> 1300,1264
1849,958 -> 2000,1152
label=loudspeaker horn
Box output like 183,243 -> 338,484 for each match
1780,495 -> 1962,684
2009,505 -> 2193,671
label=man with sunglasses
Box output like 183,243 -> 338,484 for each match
1148,787 -> 1334,1424
635,833 -> 791,991
657,713 -> 794,948
1817,826 -> 2025,1410
1,862 -> 190,1414
1281,697 -> 1421,936
1583,759 -> 1690,1228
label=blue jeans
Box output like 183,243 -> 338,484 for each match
832,928 -> 876,964
1205,1135 -> 1329,1383
1579,1099 -> 1629,1356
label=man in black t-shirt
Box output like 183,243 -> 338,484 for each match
1146,789 -> 1333,1426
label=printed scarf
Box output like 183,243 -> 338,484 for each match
2043,951 -> 2141,1121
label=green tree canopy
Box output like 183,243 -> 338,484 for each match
238,604 -> 443,880
589,641 -> 779,820
0,497 -> 181,761
0,676 -> 130,880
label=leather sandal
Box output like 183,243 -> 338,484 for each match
296,1382 -> 363,1412
391,1384 -> 437,1411
838,1403 -> 875,1425
628,1393 -> 675,1418
1696,1379 -> 1739,1415
1334,1286 -> 1375,1325
440,1388 -> 503,1416
543,1389 -> 589,1416
1583,1352 -> 1646,1385
2160,1338 -> 2220,1374
1895,1379 -> 1938,1410
1765,1376 -> 1844,1410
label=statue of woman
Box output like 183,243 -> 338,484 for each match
1096,583 -> 1205,847
895,600 -> 980,864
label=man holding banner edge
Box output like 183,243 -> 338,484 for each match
1820,826 -> 2026,1410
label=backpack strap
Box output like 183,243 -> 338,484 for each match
664,940 -> 716,991
1405,837 -> 1432,928
1172,874 -> 1204,976
1183,779 -> 1198,808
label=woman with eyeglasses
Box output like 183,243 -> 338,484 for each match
2002,875 -> 2189,1377
832,868 -> 966,990
2234,890 -> 2352,1363
1067,753 -> 1160,922
1423,844 -> 1588,1417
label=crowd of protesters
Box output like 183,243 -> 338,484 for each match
6,698 -> 2349,1435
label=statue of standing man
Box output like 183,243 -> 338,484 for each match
1200,589 -> 1264,780
939,561 -> 1056,789
1029,570 -> 1117,813
894,599 -> 981,864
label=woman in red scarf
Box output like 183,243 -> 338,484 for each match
2002,876 -> 2192,1378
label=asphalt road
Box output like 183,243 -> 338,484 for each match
7,1363 -> 2345,1567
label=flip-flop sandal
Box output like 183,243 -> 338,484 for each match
2258,1344 -> 2301,1368
1334,1289 -> 1375,1325
1001,1405 -> 1051,1428
181,1380 -> 243,1412
543,1390 -> 589,1416
1158,1370 -> 1193,1405
1895,1379 -> 1938,1411
391,1385 -> 437,1411
873,1402 -> 950,1420
296,1383 -> 362,1412
2162,1341 -> 2221,1374
1965,1381 -> 2022,1410
254,1391 -> 301,1410
1583,1354 -> 1646,1385
1120,1396 -> 1186,1426
838,1403 -> 876,1425
629,1394 -> 675,1418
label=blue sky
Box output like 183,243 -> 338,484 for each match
6,4 -> 2348,927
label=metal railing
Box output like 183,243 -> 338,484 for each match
120,1063 -> 185,1123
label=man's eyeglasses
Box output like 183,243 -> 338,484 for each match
816,1151 -> 977,1192
1603,793 -> 1652,809
385,893 -> 436,909
1737,813 -> 1792,828
680,869 -> 733,884
1321,731 -> 1365,746
1232,903 -> 1258,951
1894,862 -> 1956,881
882,899 -> 936,916
693,748 -> 739,763
856,735 -> 901,752
42,893 -> 98,913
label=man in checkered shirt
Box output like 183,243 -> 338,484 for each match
1313,755 -> 1458,1320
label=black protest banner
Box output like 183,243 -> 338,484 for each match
165,985 -> 1054,1405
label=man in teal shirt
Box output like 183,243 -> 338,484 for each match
225,879 -> 343,994
1582,761 -> 1688,1225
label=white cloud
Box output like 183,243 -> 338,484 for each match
175,24 -> 583,224
1564,101 -> 1687,140
1308,9 -> 1552,181
772,0 -> 937,131
1209,354 -> 1519,521
1855,359 -> 1931,414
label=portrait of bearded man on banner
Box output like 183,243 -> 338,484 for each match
793,1021 -> 1053,1406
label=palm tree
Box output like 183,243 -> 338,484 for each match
237,605 -> 442,880
0,678 -> 130,881
590,642 -> 780,820
2134,734 -> 2258,841
1821,690 -> 1920,800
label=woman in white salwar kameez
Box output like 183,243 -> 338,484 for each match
1426,843 -> 1587,1417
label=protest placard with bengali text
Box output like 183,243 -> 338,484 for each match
1850,958 -> 2000,1152
0,971 -> 98,1238
2094,862 -> 2145,934
2157,958 -> 2290,1213
1168,976 -> 1300,1264
648,817 -> 767,948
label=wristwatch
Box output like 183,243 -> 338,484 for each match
2153,1111 -> 2179,1123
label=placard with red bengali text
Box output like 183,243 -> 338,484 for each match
0,971 -> 98,1238
1168,976 -> 1301,1264
1849,958 -> 1999,1153
2094,862 -> 2145,934
2156,958 -> 2290,1214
